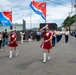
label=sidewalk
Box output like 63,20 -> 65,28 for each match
0,35 -> 76,75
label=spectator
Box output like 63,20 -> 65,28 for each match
28,30 -> 33,43
20,30 -> 24,44
36,30 -> 41,41
5,29 -> 9,47
0,32 -> 2,50
2,31 -> 5,47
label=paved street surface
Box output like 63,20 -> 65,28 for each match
0,35 -> 76,75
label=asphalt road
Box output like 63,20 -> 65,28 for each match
0,35 -> 76,75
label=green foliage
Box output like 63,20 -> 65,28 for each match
57,27 -> 62,31
63,15 -> 75,27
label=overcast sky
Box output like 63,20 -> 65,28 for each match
0,0 -> 75,29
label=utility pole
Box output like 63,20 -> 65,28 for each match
69,12 -> 71,31
30,6 -> 32,29
74,0 -> 76,30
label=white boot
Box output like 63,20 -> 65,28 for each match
43,53 -> 46,63
29,39 -> 31,43
9,50 -> 12,58
0,48 -> 2,50
48,53 -> 51,60
15,50 -> 18,56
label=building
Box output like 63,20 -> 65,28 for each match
40,23 -> 57,30
0,23 -> 23,32
70,22 -> 76,31
0,20 -> 26,32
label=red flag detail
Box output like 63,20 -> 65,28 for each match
32,1 -> 46,20
3,11 -> 12,22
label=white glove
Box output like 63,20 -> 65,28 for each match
42,25 -> 48,29
45,40 -> 48,42
11,42 -> 13,44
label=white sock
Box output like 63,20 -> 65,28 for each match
9,50 -> 12,58
0,48 -> 2,50
29,39 -> 31,43
43,53 -> 46,63
48,53 -> 51,60
16,50 -> 18,56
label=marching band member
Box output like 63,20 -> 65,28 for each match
64,29 -> 69,43
20,30 -> 24,44
8,30 -> 18,58
40,26 -> 52,63
56,30 -> 60,42
52,30 -> 56,47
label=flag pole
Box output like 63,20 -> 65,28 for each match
9,10 -> 13,31
45,2 -> 46,26
1,24 -> 3,32
30,4 -> 32,29
45,19 -> 46,26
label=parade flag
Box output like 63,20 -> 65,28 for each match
0,11 -> 12,26
30,0 -> 46,21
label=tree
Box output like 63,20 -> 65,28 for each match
63,15 -> 75,27
57,26 -> 62,31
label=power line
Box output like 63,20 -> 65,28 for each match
45,0 -> 71,8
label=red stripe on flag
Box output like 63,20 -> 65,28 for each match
3,11 -> 12,22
